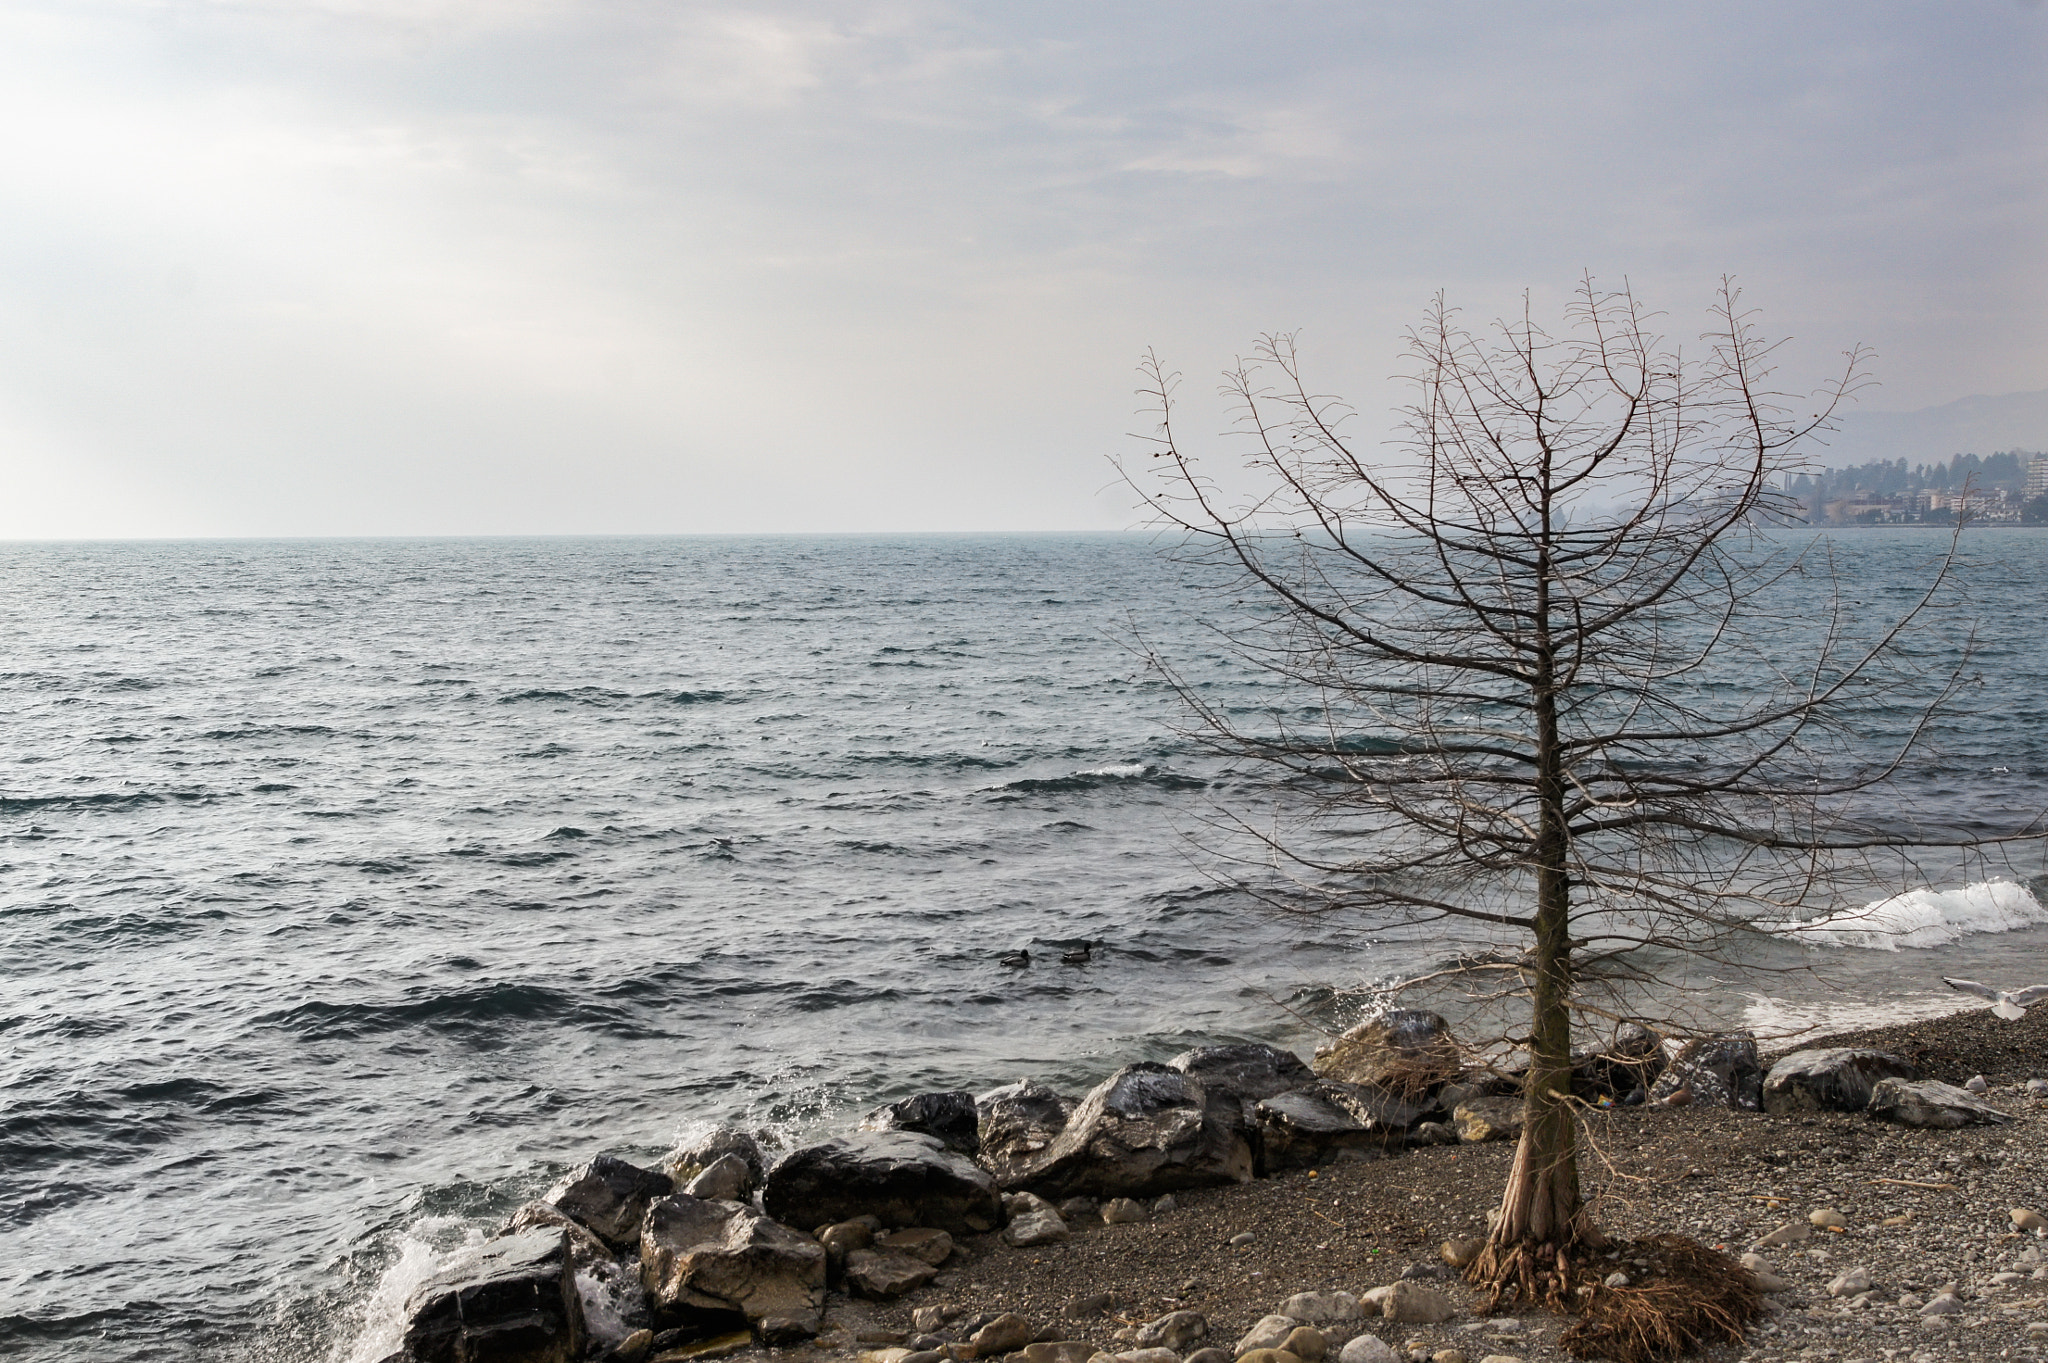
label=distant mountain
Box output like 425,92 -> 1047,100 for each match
1815,389 -> 2048,467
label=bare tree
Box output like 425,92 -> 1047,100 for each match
1125,278 -> 2032,1309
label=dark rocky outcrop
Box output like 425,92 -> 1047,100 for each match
1762,1047 -> 1920,1115
639,1195 -> 828,1343
975,1079 -> 1078,1186
1573,1022 -> 1665,1099
401,1228 -> 586,1363
762,1131 -> 1004,1235
544,1155 -> 674,1252
1169,1044 -> 1315,1106
501,1200 -> 615,1272
1249,1081 -> 1413,1174
662,1128 -> 769,1192
860,1091 -> 982,1156
1867,1077 -> 2014,1129
842,1247 -> 940,1298
1649,1034 -> 1763,1111
1002,1063 -> 1253,1198
1311,1011 -> 1461,1099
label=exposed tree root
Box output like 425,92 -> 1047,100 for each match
1464,1233 -> 1762,1362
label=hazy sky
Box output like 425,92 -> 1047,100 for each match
2,1 -> 2043,537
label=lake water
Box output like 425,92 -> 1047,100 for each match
2,531 -> 2044,1361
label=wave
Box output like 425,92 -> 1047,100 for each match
1776,878 -> 2048,950
990,762 -> 1209,797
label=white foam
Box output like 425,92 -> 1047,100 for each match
1774,879 -> 2048,951
1078,762 -> 1150,778
333,1220 -> 487,1363
1740,992 -> 1981,1039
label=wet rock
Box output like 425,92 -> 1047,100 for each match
1761,1048 -> 1919,1115
1169,1043 -> 1316,1105
976,1080 -> 1079,1185
1335,1339 -> 1399,1363
1450,1097 -> 1522,1143
402,1228 -> 586,1363
763,1131 -> 1003,1235
844,1248 -> 940,1299
1277,1292 -> 1363,1325
969,1313 -> 1034,1355
545,1155 -> 676,1251
1004,1063 -> 1253,1198
1233,1315 -> 1304,1355
1280,1327 -> 1326,1362
612,1328 -> 655,1363
1004,1206 -> 1071,1247
639,1194 -> 828,1342
502,1200 -> 616,1272
663,1128 -> 768,1192
1378,1282 -> 1456,1324
862,1092 -> 982,1157
684,1154 -> 753,1203
1135,1310 -> 1208,1351
1648,1035 -> 1762,1111
1102,1198 -> 1149,1225
1251,1082 -> 1414,1174
876,1227 -> 954,1265
1312,1011 -> 1461,1099
1867,1078 -> 2014,1129
817,1219 -> 873,1276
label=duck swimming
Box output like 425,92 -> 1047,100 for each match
1059,942 -> 1093,965
999,950 -> 1030,968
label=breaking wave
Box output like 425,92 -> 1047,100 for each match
1776,879 -> 2048,950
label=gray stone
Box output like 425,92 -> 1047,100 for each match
1059,1196 -> 1101,1220
762,1131 -> 1003,1235
1827,1266 -> 1872,1296
1017,1345 -> 1098,1363
1168,1043 -> 1315,1104
970,1313 -> 1034,1355
1251,1083 -> 1415,1174
1648,1035 -> 1763,1111
1335,1339 -> 1400,1363
844,1248 -> 940,1299
1276,1292 -> 1363,1325
1761,1048 -> 1919,1115
401,1228 -> 586,1363
1312,1011 -> 1461,1098
544,1154 -> 675,1251
1964,1074 -> 1990,1094
1002,1063 -> 1253,1198
1152,1195 -> 1178,1214
1005,1207 -> 1071,1247
1378,1281 -> 1456,1324
684,1153 -> 753,1202
1233,1315 -> 1303,1355
976,1079 -> 1079,1186
663,1128 -> 768,1191
639,1194 -> 828,1342
876,1227 -> 954,1265
1116,1351 -> 1182,1363
1919,1293 -> 1965,1316
1135,1310 -> 1208,1351
500,1200 -> 616,1272
1867,1078 -> 2014,1129
1450,1097 -> 1522,1143
1102,1198 -> 1148,1225
861,1091 -> 983,1156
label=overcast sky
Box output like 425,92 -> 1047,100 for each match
1,1 -> 2042,537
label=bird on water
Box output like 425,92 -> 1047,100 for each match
1944,977 -> 2048,1021
1060,942 -> 1093,965
999,950 -> 1030,968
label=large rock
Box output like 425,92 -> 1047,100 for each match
1762,1048 -> 1920,1115
860,1091 -> 982,1156
1312,1011 -> 1460,1098
639,1195 -> 828,1343
1571,1023 -> 1665,1099
1169,1044 -> 1315,1105
976,1079 -> 1077,1185
544,1155 -> 674,1251
1377,1281 -> 1456,1324
1648,1035 -> 1763,1111
663,1128 -> 769,1191
1451,1096 -> 1522,1143
762,1131 -> 1003,1235
402,1228 -> 586,1363
1002,1063 -> 1253,1198
842,1248 -> 939,1299
1867,1078 -> 2014,1129
501,1200 -> 616,1272
1251,1082 -> 1412,1174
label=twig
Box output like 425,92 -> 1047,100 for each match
1870,1178 -> 1956,1191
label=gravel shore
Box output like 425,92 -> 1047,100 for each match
787,1004 -> 2048,1363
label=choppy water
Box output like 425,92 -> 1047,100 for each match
3,531 -> 2045,1362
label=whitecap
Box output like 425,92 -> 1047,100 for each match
1774,878 -> 2048,951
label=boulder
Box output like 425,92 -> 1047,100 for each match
544,1155 -> 674,1251
762,1131 -> 1003,1235
861,1091 -> 982,1157
969,1313 -> 1034,1355
501,1200 -> 616,1272
1377,1281 -> 1456,1324
401,1228 -> 586,1363
1250,1082 -> 1412,1174
1762,1048 -> 1920,1115
977,1079 -> 1079,1185
1336,1339 -> 1400,1363
1003,1063 -> 1253,1198
663,1128 -> 768,1191
1234,1315 -> 1304,1355
1134,1310 -> 1208,1351
1168,1044 -> 1315,1105
843,1248 -> 940,1299
1451,1097 -> 1522,1143
639,1195 -> 828,1343
1648,1035 -> 1763,1111
684,1154 -> 753,1202
1312,1011 -> 1461,1098
1867,1078 -> 2014,1129
1276,1292 -> 1363,1326
875,1227 -> 953,1265
1280,1327 -> 1326,1362
1004,1206 -> 1070,1247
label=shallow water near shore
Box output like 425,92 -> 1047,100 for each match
2,530 -> 2046,1362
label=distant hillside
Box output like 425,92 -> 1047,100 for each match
1816,389 -> 2048,467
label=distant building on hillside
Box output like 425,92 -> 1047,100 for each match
2030,452 -> 2048,499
